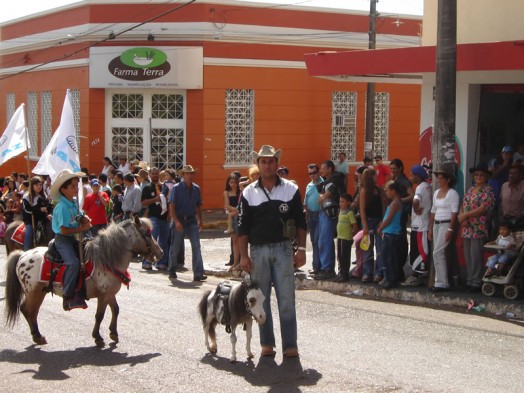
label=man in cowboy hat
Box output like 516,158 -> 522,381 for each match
167,164 -> 207,281
51,169 -> 92,311
238,144 -> 307,358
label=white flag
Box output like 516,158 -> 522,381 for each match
0,104 -> 29,166
33,90 -> 81,182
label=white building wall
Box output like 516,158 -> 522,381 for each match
423,0 -> 524,46
420,70 -> 524,189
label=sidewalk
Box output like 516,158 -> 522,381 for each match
201,209 -> 524,320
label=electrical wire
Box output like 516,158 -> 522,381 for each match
0,0 -> 197,81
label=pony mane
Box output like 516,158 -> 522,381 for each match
85,221 -> 132,269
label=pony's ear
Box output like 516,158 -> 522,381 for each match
133,214 -> 141,226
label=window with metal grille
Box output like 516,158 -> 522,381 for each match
112,94 -> 143,119
152,94 -> 184,119
373,92 -> 390,159
6,93 -> 15,127
151,128 -> 184,170
225,89 -> 254,165
331,91 -> 357,161
111,127 -> 143,163
41,91 -> 52,153
27,92 -> 38,159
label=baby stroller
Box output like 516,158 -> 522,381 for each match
481,230 -> 524,300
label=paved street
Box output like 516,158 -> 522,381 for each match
1,231 -> 524,392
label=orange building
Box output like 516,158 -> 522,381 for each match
0,0 -> 422,207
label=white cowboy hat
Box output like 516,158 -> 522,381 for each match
252,145 -> 282,163
49,169 -> 85,201
138,161 -> 150,170
177,164 -> 198,176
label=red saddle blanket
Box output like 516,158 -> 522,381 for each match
39,257 -> 95,284
11,223 -> 25,245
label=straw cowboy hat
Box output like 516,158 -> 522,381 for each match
138,161 -> 150,171
49,169 -> 85,201
178,165 -> 198,176
252,145 -> 282,163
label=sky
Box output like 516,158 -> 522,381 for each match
0,0 -> 423,24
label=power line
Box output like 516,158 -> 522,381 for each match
0,0 -> 196,81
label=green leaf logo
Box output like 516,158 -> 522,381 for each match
120,47 -> 167,68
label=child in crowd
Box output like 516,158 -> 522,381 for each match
485,221 -> 518,277
111,185 -> 124,223
377,181 -> 404,289
335,193 -> 358,282
5,198 -> 15,224
0,207 -> 6,244
11,192 -> 23,221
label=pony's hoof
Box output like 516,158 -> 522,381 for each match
209,346 -> 217,354
33,336 -> 47,345
95,339 -> 106,348
109,334 -> 119,343
230,357 -> 237,363
247,352 -> 254,359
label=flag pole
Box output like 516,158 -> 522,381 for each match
21,103 -> 36,247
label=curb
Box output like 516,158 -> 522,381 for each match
295,274 -> 524,318
203,268 -> 523,319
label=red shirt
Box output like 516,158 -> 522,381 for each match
375,164 -> 391,187
82,191 -> 109,225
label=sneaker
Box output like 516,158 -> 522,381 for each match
361,275 -> 372,283
401,276 -> 423,286
142,262 -> 153,270
155,264 -> 168,271
334,275 -> 350,283
374,275 -> 383,283
168,272 -> 177,281
193,274 -> 208,282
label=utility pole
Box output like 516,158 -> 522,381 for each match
432,0 -> 457,175
364,0 -> 377,159
430,0 -> 457,289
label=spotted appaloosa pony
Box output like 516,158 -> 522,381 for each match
198,280 -> 266,362
5,216 -> 163,347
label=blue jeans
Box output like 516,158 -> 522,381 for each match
250,240 -> 297,350
54,233 -> 80,297
307,212 -> 321,271
318,211 -> 336,272
381,233 -> 400,284
168,217 -> 204,277
363,218 -> 384,277
144,216 -> 169,268
23,223 -> 34,251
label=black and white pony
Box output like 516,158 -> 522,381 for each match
198,280 -> 266,362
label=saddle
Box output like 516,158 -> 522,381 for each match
40,239 -> 93,296
213,281 -> 233,333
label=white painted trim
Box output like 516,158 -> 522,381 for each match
204,57 -> 306,69
1,21 -> 420,55
0,58 -> 88,76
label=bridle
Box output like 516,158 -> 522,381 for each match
127,221 -> 155,260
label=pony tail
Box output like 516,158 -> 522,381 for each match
198,289 -> 213,324
5,250 -> 23,327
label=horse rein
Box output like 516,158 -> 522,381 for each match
241,281 -> 254,317
123,220 -> 155,260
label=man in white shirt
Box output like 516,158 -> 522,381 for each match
335,152 -> 350,190
402,165 -> 432,286
117,155 -> 130,175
